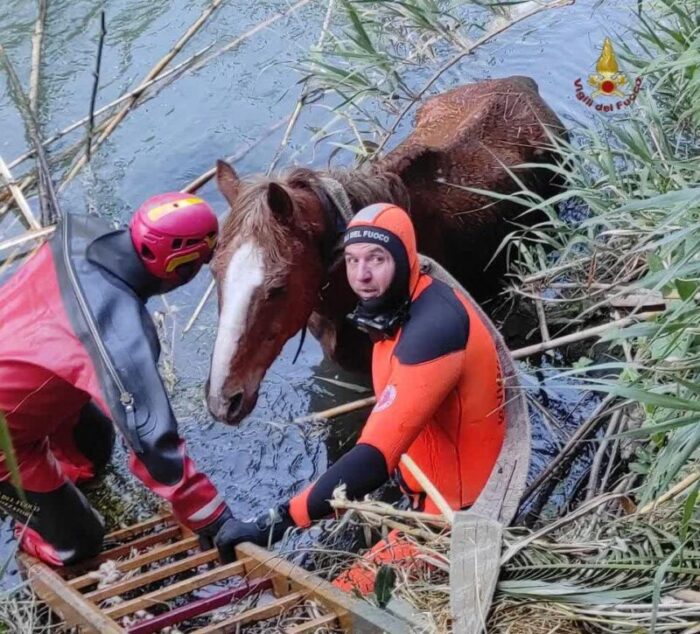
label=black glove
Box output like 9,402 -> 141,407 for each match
196,506 -> 235,555
212,504 -> 295,564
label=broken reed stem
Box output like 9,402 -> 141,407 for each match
637,470 -> 700,515
510,312 -> 660,359
267,99 -> 306,176
294,397 -> 376,423
361,512 -> 447,542
372,0 -> 573,156
267,0 -> 335,174
535,297 -> 551,343
182,115 -> 292,194
59,0 -> 226,191
29,0 -> 47,115
400,455 -> 455,524
330,499 -> 447,526
0,227 -> 55,252
519,255 -> 594,285
0,156 -> 41,231
183,279 -> 216,333
1,138 -> 83,219
0,174 -> 33,217
0,45 -> 60,224
585,408 -> 623,501
86,11 -> 107,163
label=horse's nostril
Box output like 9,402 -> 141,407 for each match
227,391 -> 244,420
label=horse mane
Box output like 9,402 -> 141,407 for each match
215,164 -> 411,284
319,165 -> 411,213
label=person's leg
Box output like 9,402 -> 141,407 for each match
332,529 -> 426,595
0,438 -> 105,566
49,401 -> 115,484
0,363 -> 106,564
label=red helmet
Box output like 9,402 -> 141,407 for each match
129,193 -> 218,282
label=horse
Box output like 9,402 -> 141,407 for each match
207,76 -> 566,424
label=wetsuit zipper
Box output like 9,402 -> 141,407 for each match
61,216 -> 143,452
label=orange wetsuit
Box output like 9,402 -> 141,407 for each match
289,204 -> 505,525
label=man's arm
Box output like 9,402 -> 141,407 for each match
210,349 -> 464,564
288,349 -> 464,527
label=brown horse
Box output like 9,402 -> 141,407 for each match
207,76 -> 566,424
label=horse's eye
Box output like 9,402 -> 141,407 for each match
268,286 -> 286,299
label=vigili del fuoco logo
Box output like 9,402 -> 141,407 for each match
574,37 -> 642,113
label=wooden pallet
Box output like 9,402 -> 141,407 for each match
18,514 -> 408,634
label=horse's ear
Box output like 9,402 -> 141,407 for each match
266,182 -> 294,224
216,160 -> 241,206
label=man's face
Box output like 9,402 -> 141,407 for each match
344,243 -> 396,301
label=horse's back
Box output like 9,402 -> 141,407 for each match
380,76 -> 566,298
412,76 -> 561,144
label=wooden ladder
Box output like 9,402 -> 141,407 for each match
18,514 -> 408,633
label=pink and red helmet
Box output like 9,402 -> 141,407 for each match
129,192 -> 218,282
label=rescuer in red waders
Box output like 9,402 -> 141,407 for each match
0,194 -> 239,566
213,203 -> 506,591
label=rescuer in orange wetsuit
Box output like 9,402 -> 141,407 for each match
213,203 -> 505,562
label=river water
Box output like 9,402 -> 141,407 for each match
0,0 -> 637,585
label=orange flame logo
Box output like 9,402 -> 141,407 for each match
588,37 -> 628,98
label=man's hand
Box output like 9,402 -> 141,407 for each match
196,506 -> 236,559
211,504 -> 295,564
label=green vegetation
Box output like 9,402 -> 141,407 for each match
492,0 -> 700,628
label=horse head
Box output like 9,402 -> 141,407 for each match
207,160 -> 332,424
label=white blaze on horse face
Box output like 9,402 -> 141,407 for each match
209,240 -> 265,407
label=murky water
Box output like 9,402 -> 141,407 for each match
0,0 -> 637,585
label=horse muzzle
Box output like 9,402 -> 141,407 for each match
206,386 -> 258,425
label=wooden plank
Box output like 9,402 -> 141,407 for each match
285,612 -> 340,633
93,525 -> 182,563
191,591 -> 305,634
127,577 -> 275,634
105,514 -> 174,542
69,536 -> 199,590
450,514 -> 503,634
105,558 -> 253,619
86,548 -> 219,602
236,543 -> 408,634
18,553 -> 124,634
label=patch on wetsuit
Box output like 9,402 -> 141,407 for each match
373,384 -> 397,412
